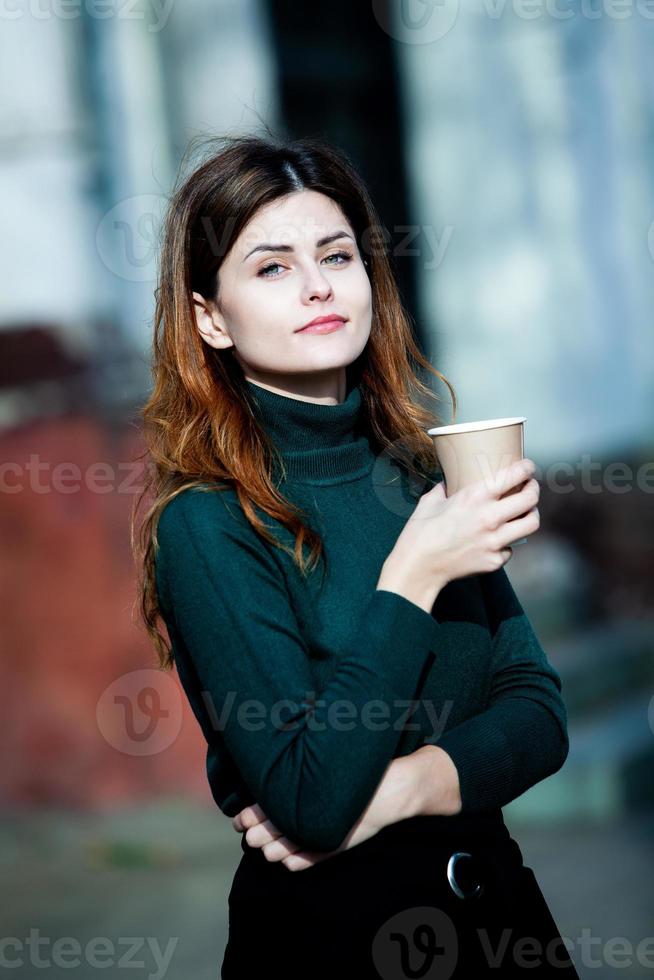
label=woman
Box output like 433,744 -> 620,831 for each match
134,132 -> 580,978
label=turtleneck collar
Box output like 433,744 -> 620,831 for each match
244,379 -> 377,485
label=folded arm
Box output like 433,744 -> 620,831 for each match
419,566 -> 569,813
155,488 -> 443,852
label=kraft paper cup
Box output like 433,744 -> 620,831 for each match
427,417 -> 529,546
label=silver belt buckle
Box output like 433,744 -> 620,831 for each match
447,850 -> 484,900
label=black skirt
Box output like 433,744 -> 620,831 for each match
221,810 -> 580,978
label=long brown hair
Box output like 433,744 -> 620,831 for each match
131,131 -> 457,670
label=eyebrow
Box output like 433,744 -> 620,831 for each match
243,230 -> 354,262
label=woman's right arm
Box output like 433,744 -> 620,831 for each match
155,487 -> 443,855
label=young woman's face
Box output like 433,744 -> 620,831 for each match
193,190 -> 372,389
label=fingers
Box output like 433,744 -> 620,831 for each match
231,805 -> 327,870
481,458 -> 536,499
493,476 -> 540,525
231,802 -> 267,833
244,818 -> 285,848
282,850 -> 328,872
258,835 -> 304,862
496,505 -> 540,549
411,477 -> 447,517
248,802 -> 267,823
232,806 -> 308,865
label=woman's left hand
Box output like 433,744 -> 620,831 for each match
231,803 -> 338,871
231,753 -> 422,871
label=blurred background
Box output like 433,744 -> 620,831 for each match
1,1 -> 653,977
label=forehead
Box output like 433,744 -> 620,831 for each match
234,190 -> 351,256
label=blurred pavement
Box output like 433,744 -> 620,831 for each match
2,798 -> 653,979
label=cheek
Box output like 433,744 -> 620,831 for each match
228,286 -> 287,346
351,267 -> 373,309
352,278 -> 373,328
232,313 -> 307,371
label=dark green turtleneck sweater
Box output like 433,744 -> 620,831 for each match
154,379 -> 569,852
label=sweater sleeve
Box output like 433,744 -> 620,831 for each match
425,566 -> 569,813
155,488 -> 442,852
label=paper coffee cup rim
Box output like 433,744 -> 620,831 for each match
427,416 -> 527,435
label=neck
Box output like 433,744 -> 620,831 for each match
244,378 -> 376,485
243,371 -> 348,406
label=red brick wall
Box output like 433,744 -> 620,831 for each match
0,414 -> 212,809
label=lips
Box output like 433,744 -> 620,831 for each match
296,315 -> 347,332
296,318 -> 346,335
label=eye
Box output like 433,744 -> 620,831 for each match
257,250 -> 353,279
257,261 -> 284,278
323,250 -> 353,266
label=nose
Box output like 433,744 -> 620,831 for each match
301,262 -> 334,304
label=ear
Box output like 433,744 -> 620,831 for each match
192,291 -> 234,352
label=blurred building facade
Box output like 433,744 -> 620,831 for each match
2,1 -> 652,450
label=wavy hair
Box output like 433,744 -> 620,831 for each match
132,131 -> 457,670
